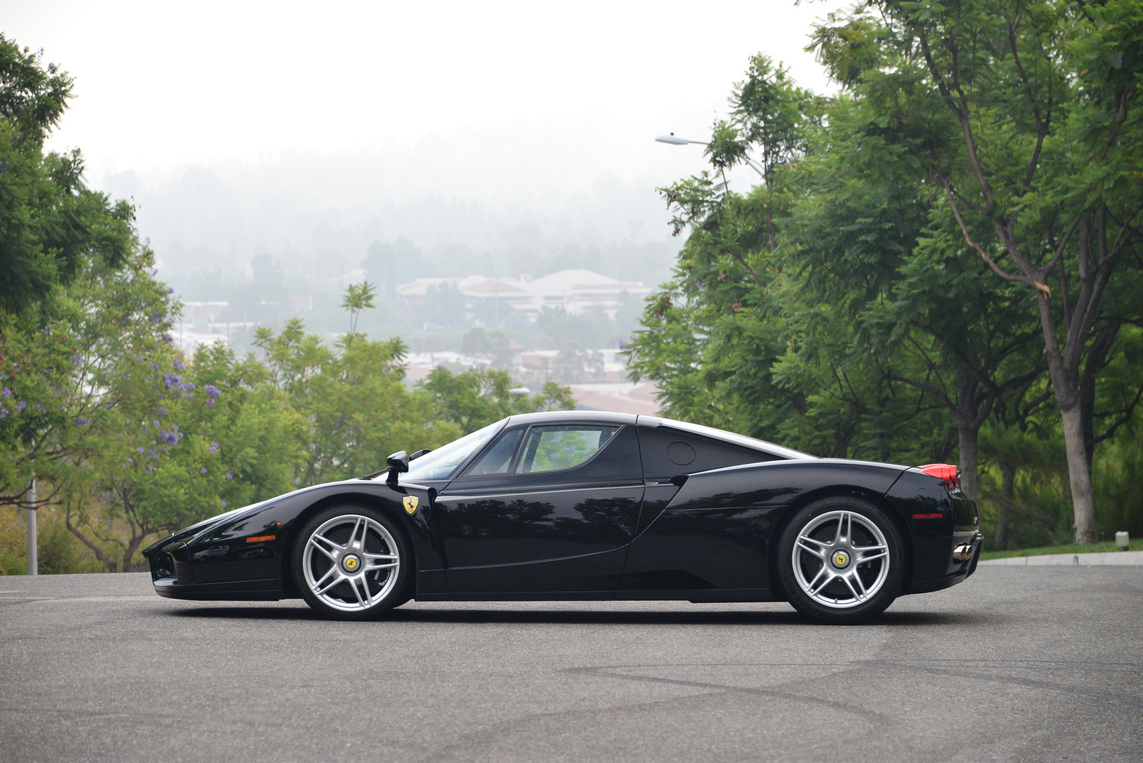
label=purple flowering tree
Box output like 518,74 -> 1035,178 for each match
55,338 -> 310,571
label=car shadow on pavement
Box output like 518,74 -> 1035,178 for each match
166,605 -> 984,626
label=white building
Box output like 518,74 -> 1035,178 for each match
396,269 -> 651,322
175,301 -> 256,354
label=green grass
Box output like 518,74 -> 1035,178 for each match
979,538 -> 1143,560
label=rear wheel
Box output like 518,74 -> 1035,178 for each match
777,497 -> 904,624
292,505 -> 411,620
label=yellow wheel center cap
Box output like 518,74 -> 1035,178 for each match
344,555 -> 359,571
833,551 -> 849,567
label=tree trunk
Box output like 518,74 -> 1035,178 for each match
1036,271 -> 1100,545
1060,402 -> 1098,544
996,461 -> 1015,551
955,365 -> 982,504
122,533 -> 150,573
957,424 -> 980,504
1079,322 -> 1120,476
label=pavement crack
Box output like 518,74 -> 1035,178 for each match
563,664 -> 891,724
860,659 -> 1143,708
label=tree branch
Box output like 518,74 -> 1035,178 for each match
939,179 -> 1043,290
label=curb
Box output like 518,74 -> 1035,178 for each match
979,550 -> 1143,567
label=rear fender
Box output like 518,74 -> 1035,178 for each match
663,460 -> 913,596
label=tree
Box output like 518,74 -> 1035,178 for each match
814,0 -> 1143,542
627,55 -> 955,463
629,45 -> 1058,500
253,302 -> 462,483
781,87 -> 1049,500
58,336 -> 310,571
0,241 -> 168,512
0,35 -> 133,316
340,281 -> 376,338
419,367 -> 574,434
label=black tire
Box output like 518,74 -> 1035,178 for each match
292,504 -> 412,620
777,497 -> 904,624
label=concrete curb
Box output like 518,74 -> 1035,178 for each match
979,550 -> 1143,566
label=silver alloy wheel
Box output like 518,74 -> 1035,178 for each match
791,510 -> 890,609
301,514 -> 401,612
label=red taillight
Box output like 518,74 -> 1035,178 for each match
918,463 -> 958,489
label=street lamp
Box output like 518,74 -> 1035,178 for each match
655,133 -> 766,179
655,133 -> 707,146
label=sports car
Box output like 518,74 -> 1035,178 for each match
143,411 -> 982,624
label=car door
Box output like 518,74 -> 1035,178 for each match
434,422 -> 644,595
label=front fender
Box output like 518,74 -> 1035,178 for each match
149,479 -> 445,597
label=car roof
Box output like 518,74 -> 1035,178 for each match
504,410 -> 638,427
499,411 -> 814,460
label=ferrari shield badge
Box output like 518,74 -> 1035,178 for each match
403,496 -> 419,515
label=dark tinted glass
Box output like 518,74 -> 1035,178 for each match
637,425 -> 777,481
466,428 -> 525,476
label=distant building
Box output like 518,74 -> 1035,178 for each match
396,269 -> 651,323
175,301 -> 232,353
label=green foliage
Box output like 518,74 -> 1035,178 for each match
811,0 -> 1143,543
340,281 -> 376,337
0,506 -> 104,575
630,5 -> 1143,546
979,537 -> 1143,561
253,318 -> 459,484
419,366 -> 574,435
0,35 -> 133,316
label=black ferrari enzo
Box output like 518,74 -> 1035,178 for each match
143,411 -> 982,624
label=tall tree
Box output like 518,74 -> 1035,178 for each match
785,93 -> 1050,501
814,0 -> 1143,542
0,35 -> 133,316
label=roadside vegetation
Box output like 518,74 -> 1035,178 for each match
979,538 -> 1143,561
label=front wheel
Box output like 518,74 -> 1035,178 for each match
777,497 -> 904,624
292,505 -> 411,620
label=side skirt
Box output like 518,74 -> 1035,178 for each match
414,588 -> 775,603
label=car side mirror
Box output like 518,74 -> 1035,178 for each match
386,451 -> 409,485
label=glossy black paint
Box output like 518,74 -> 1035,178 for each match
143,412 -> 982,608
433,424 -> 644,593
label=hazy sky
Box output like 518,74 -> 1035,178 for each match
5,0 -> 852,271
7,0 -> 847,185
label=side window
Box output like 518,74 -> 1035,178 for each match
637,425 -> 777,481
465,428 -> 525,476
518,426 -> 618,474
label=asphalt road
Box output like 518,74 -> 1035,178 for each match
1,568 -> 1141,762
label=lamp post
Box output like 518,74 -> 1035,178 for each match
26,477 -> 36,575
655,133 -> 767,179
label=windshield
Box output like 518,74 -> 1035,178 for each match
400,421 -> 503,482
